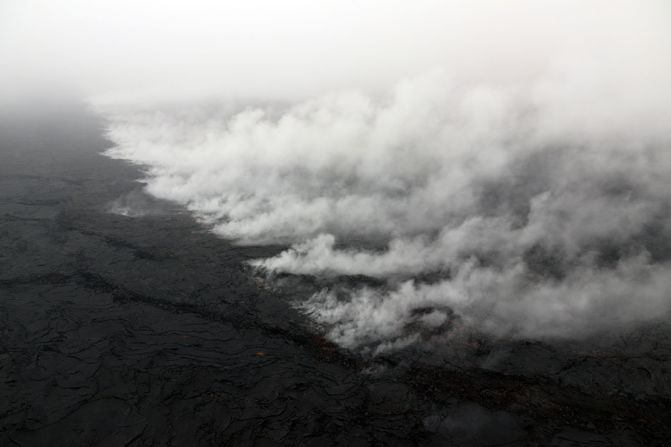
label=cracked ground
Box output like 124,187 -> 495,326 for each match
1,102 -> 670,446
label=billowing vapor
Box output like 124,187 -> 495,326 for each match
103,66 -> 671,350
5,1 -> 671,352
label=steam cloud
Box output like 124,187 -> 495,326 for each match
6,1 -> 668,352
102,66 -> 671,351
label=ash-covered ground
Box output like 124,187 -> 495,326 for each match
1,102 -> 671,446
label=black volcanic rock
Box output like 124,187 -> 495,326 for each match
0,101 -> 670,446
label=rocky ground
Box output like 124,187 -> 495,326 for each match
0,101 -> 670,446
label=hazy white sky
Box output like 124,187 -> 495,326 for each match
2,0 -> 669,102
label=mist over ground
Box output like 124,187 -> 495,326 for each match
102,71 -> 671,352
4,0 -> 671,353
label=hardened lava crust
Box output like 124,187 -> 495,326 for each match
1,103 -> 670,446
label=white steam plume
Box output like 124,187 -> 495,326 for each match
72,0 -> 671,351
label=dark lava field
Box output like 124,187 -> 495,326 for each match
1,101 -> 670,446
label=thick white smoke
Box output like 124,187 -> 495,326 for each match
102,64 -> 671,350
9,0 -> 664,352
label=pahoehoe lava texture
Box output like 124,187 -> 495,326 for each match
1,102 -> 671,446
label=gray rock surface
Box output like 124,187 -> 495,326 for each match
0,101 -> 669,446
